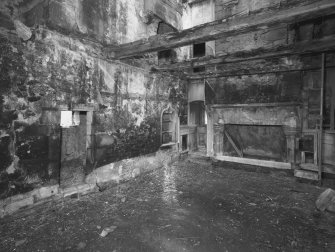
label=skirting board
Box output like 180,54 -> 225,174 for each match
214,155 -> 292,170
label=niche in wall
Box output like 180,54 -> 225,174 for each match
157,22 -> 177,64
161,106 -> 178,145
189,101 -> 206,126
193,42 -> 206,72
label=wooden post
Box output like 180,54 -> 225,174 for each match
331,74 -> 335,130
213,125 -> 223,155
206,107 -> 214,157
319,53 -> 326,184
283,126 -> 298,168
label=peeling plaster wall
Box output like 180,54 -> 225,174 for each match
215,0 -> 295,56
209,0 -> 328,161
213,72 -> 303,104
2,0 -> 162,45
215,0 -> 283,20
115,0 -> 160,44
214,0 -> 335,55
215,0 -> 322,21
209,2 -> 335,117
144,0 -> 183,30
0,1 -> 186,199
180,0 -> 215,60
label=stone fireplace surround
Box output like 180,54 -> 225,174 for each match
210,102 -> 302,169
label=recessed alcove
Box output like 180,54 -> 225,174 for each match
161,105 -> 178,148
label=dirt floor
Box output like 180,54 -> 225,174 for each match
1,156 -> 335,252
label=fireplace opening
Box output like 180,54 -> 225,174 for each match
223,124 -> 287,162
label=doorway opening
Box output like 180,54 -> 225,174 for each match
182,134 -> 188,151
60,110 -> 92,188
161,106 -> 178,146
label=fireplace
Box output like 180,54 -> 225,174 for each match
210,103 -> 302,169
223,124 -> 287,162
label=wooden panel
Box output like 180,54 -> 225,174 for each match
144,0 -> 182,29
322,132 -> 335,166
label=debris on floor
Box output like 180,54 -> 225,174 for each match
15,239 -> 27,247
316,188 -> 335,212
77,241 -> 86,250
1,159 -> 335,251
100,226 -> 117,237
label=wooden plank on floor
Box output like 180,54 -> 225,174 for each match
300,163 -> 318,171
323,164 -> 335,175
214,155 -> 292,170
299,162 -> 335,174
294,169 -> 318,180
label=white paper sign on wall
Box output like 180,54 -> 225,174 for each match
60,111 -> 73,128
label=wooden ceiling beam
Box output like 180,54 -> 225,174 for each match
106,0 -> 335,59
154,35 -> 335,73
186,66 -> 320,80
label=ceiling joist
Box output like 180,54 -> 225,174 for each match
106,0 -> 335,59
154,35 -> 335,74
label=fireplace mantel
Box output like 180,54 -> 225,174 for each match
209,102 -> 302,168
212,102 -> 302,129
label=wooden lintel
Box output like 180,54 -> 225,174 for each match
211,102 -> 302,109
156,35 -> 335,73
186,66 -> 335,80
106,0 -> 335,59
187,68 -> 305,80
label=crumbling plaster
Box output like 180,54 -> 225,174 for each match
0,0 -> 186,199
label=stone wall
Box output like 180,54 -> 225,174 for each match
212,72 -> 302,104
144,0 -> 183,30
0,149 -> 180,217
0,1 -> 186,199
1,0 -> 164,45
210,0 -> 335,109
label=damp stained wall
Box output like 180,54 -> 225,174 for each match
206,0 -> 335,161
18,0 -> 163,45
0,0 -> 186,199
179,0 -> 215,60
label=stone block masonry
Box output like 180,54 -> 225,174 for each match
0,150 -> 180,217
0,0 -> 187,205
